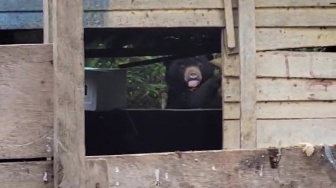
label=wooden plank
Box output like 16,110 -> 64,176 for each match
238,0 -> 257,149
256,8 -> 336,27
222,27 -> 240,148
86,159 -> 109,188
224,102 -> 240,120
88,8 -> 336,28
223,120 -> 240,150
87,146 -> 336,187
257,78 -> 336,101
224,101 -> 336,119
1,0 -> 335,12
0,44 -> 53,159
5,9 -> 336,29
224,0 -> 236,49
43,0 -> 53,43
224,78 -> 336,102
0,161 -> 53,188
257,101 -> 336,119
52,0 -> 86,187
257,119 -> 336,148
224,51 -> 336,79
256,28 -> 336,51
102,0 -> 336,10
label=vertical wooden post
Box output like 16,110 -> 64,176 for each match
53,0 -> 86,187
43,0 -> 53,43
238,0 -> 257,149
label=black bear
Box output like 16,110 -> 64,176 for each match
163,55 -> 222,109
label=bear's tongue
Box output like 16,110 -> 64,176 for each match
188,80 -> 199,88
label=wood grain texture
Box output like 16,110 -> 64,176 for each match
52,0 -> 86,187
94,0 -> 336,10
223,120 -> 240,150
224,51 -> 336,78
256,28 -> 336,51
87,147 -> 336,187
238,0 -> 257,149
223,0 -> 236,49
257,101 -> 336,119
86,159 -> 109,188
223,102 -> 240,120
224,77 -> 336,102
224,101 -> 336,119
0,44 -> 53,159
94,8 -> 336,28
43,0 -> 53,43
0,161 -> 53,188
257,119 -> 336,148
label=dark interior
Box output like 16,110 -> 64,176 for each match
85,109 -> 222,156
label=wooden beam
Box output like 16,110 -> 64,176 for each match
52,0 -> 86,187
86,146 -> 336,187
87,8 -> 336,28
87,0 -> 336,10
224,51 -> 336,79
257,119 -> 336,148
0,44 -> 53,159
238,0 -> 257,149
223,77 -> 336,102
2,0 -> 336,12
223,0 -> 236,49
43,0 -> 53,43
0,161 -> 53,188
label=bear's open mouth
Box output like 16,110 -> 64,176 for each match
188,80 -> 200,88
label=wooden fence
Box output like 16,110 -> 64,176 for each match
0,0 -> 335,187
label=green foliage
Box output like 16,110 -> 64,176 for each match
85,56 -> 167,109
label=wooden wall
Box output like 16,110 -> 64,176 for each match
222,1 -> 336,149
1,0 -> 336,187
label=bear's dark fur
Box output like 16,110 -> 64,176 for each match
163,55 -> 222,109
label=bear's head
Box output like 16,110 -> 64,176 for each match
164,55 -> 215,90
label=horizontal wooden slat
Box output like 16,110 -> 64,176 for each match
256,28 -> 336,51
87,8 -> 336,28
257,8 -> 336,27
100,0 -> 336,10
224,101 -> 336,119
224,51 -> 336,78
224,78 -> 336,102
0,44 -> 53,159
257,101 -> 336,119
257,118 -> 336,148
1,0 -> 335,12
87,146 -> 336,187
0,161 -> 53,188
4,8 -> 336,29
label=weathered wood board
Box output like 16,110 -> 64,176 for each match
224,51 -> 336,78
226,119 -> 336,148
52,0 -> 86,187
2,1 -> 336,30
257,119 -> 336,148
224,78 -> 336,102
2,0 -> 336,12
238,0 -> 257,149
87,146 -> 336,188
0,161 -> 53,188
87,9 -> 336,28
0,44 -> 53,159
224,101 -> 336,120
